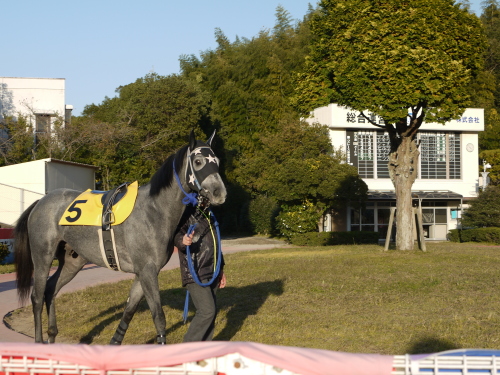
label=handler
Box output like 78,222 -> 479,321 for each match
174,200 -> 226,342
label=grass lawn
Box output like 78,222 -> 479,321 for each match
0,260 -> 58,274
0,263 -> 15,274
6,242 -> 500,354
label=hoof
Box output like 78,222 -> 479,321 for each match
156,333 -> 167,345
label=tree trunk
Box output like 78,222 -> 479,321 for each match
389,136 -> 419,250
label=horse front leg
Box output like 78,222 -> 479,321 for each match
110,277 -> 144,345
139,263 -> 166,344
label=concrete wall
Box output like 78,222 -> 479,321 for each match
0,76 -> 68,127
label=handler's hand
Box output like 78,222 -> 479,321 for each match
219,272 -> 227,289
182,232 -> 194,246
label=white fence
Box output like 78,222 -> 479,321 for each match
0,183 -> 43,226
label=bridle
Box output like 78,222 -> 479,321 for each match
173,143 -> 220,206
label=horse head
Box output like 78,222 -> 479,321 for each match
149,130 -> 226,206
185,130 -> 226,206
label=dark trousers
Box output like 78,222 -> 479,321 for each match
184,279 -> 218,342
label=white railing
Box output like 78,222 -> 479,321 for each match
393,350 -> 500,375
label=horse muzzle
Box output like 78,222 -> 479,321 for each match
200,174 -> 227,206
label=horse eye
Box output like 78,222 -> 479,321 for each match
195,160 -> 202,166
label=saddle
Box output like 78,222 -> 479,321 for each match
59,181 -> 138,227
59,181 -> 139,272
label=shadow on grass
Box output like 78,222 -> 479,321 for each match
79,279 -> 284,344
406,335 -> 461,354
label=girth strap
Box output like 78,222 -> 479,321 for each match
98,228 -> 121,272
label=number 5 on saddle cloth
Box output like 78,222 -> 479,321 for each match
58,181 -> 138,271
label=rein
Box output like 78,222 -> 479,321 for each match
172,157 -> 223,323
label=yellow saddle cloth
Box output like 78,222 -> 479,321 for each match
59,181 -> 138,226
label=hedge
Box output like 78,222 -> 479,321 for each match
448,227 -> 500,244
248,195 -> 279,236
290,231 -> 379,246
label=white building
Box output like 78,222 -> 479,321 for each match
0,159 -> 97,227
308,104 -> 484,241
0,77 -> 96,228
0,77 -> 73,133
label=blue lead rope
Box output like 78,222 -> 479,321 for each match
183,210 -> 223,323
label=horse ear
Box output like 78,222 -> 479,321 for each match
189,129 -> 196,150
206,130 -> 216,147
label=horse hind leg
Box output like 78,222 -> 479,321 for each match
45,243 -> 87,343
31,255 -> 54,343
110,277 -> 144,345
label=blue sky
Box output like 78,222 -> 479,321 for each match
3,0 -> 485,116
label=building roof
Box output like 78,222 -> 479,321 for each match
40,158 -> 99,170
368,190 -> 463,200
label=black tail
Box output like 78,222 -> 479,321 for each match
14,200 -> 39,305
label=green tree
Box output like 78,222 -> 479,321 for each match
63,117 -> 136,190
461,185 -> 500,227
480,149 -> 500,184
79,73 -> 209,187
180,7 -> 314,181
179,7 -> 319,233
476,0 -> 500,151
294,0 -> 486,250
481,0 -> 500,101
238,121 -> 367,236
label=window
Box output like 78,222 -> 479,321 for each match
36,114 -> 51,133
347,130 -> 374,178
422,208 -> 447,224
420,132 -> 446,178
350,207 -> 375,232
448,133 -> 461,179
346,130 -> 461,180
421,207 -> 448,239
375,206 -> 396,240
347,130 -> 391,179
349,203 -> 396,240
419,132 -> 461,179
376,132 -> 390,178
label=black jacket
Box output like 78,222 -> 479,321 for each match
174,206 -> 224,287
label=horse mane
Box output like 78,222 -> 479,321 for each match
149,144 -> 189,197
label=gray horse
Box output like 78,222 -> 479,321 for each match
14,131 -> 226,344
